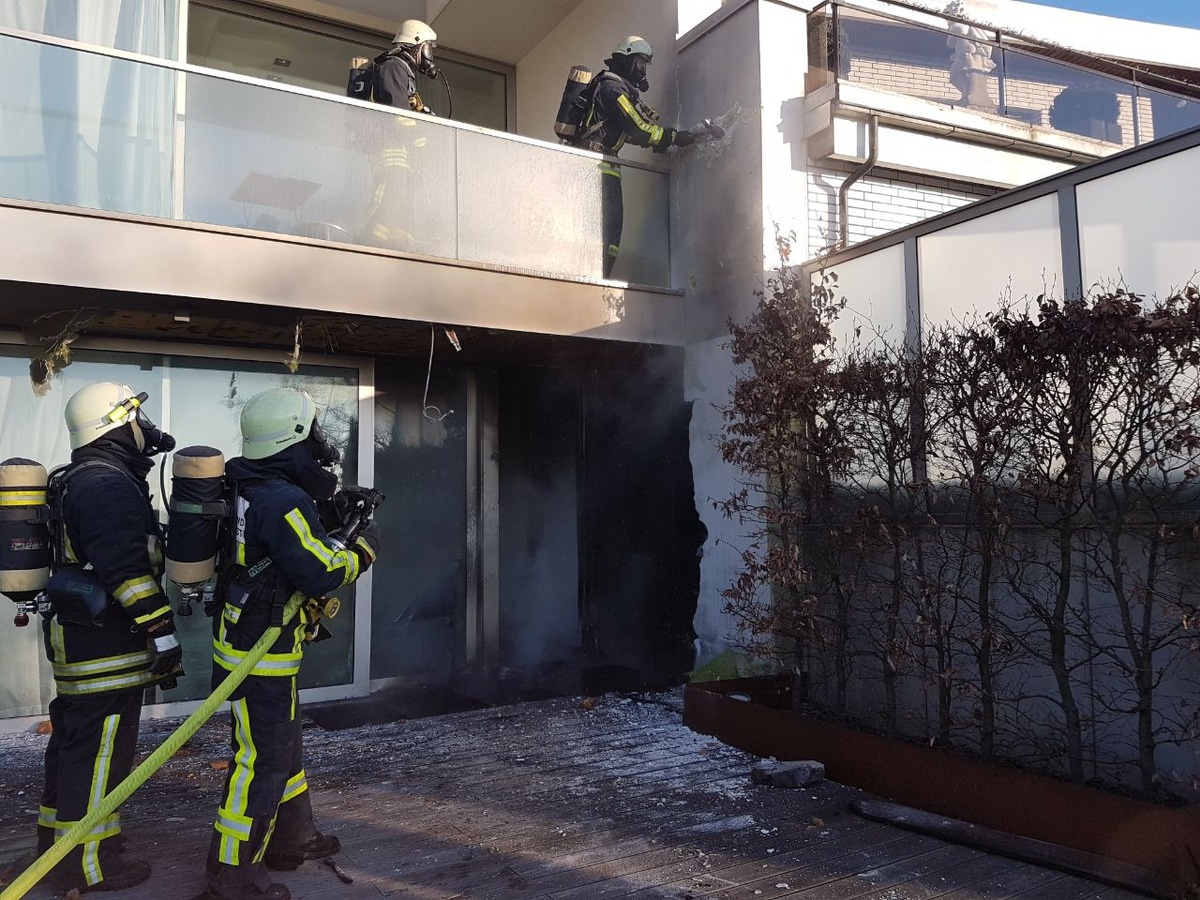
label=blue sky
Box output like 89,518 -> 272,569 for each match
1028,0 -> 1200,28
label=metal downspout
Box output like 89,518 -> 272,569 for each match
838,114 -> 880,249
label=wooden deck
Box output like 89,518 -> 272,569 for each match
0,694 -> 1145,899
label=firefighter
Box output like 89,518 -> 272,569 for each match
203,388 -> 379,900
40,382 -> 181,892
362,18 -> 439,250
373,18 -> 439,113
580,36 -> 696,278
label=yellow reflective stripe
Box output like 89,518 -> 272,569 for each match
219,699 -> 256,865
79,715 -> 120,883
0,490 -> 46,505
114,575 -> 159,605
281,771 -> 308,803
55,816 -> 119,840
52,650 -> 149,678
215,808 -> 253,839
617,94 -> 665,145
56,670 -> 156,695
283,508 -> 360,586
38,806 -> 56,829
213,643 -> 302,678
130,604 -> 171,626
598,161 -> 621,178
50,618 -> 65,664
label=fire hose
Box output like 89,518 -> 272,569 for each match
0,592 -> 305,900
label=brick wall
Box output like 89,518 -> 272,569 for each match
807,162 -> 1000,255
847,56 -> 1151,148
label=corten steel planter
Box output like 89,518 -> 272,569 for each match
684,676 -> 1200,896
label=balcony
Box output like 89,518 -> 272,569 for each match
806,2 -> 1200,180
0,27 -> 682,346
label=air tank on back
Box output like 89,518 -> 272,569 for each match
0,458 -> 51,626
165,446 -> 226,616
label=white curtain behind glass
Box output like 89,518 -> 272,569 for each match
0,0 -> 178,215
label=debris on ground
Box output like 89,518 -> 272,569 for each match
750,759 -> 825,788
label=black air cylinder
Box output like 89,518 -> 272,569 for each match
554,65 -> 593,142
0,458 -> 51,604
165,446 -> 226,590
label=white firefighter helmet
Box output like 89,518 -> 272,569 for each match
611,36 -> 653,60
394,18 -> 437,47
64,382 -> 145,450
240,388 -> 318,460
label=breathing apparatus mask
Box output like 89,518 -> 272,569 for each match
114,392 -> 177,457
607,51 -> 651,92
415,40 -> 439,79
629,55 -> 650,92
306,419 -> 341,469
399,40 -> 438,79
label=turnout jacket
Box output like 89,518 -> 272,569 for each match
373,51 -> 428,112
583,70 -> 681,158
213,451 -> 368,681
44,441 -> 170,696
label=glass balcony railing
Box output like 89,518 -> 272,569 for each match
808,1 -> 1200,150
0,29 -> 671,288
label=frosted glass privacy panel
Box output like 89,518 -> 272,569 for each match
919,194 -> 1062,324
1078,144 -> 1200,298
0,32 -> 175,216
612,164 -> 670,287
456,131 -> 606,282
184,74 -> 457,259
822,243 -> 907,350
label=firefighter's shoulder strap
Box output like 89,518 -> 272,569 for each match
48,460 -> 133,563
577,71 -> 625,146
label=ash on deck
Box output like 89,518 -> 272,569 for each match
0,694 -> 1139,899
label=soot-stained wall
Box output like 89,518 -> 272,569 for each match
498,348 -> 701,695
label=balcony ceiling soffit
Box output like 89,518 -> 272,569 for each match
317,0 -> 586,64
0,283 -> 649,369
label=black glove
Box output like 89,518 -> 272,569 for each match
353,520 -> 381,568
673,129 -> 697,147
145,616 -> 183,678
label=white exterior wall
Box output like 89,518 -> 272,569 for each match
671,1 -> 817,667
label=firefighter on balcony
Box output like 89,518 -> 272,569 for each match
351,18 -> 440,250
40,382 -> 181,893
203,388 -> 380,900
581,37 -> 696,278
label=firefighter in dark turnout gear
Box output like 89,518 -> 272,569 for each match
361,18 -> 438,250
39,381 -> 180,893
581,36 -> 696,278
204,388 -> 379,900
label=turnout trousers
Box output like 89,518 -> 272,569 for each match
600,161 -> 623,279
38,689 -> 142,886
205,673 -> 316,900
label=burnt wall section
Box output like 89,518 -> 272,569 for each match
577,348 -> 702,693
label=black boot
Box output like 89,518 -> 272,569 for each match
263,831 -> 340,871
45,853 -> 151,894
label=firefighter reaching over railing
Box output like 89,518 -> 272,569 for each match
554,36 -> 724,279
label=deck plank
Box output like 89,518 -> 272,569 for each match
0,694 -> 1144,900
